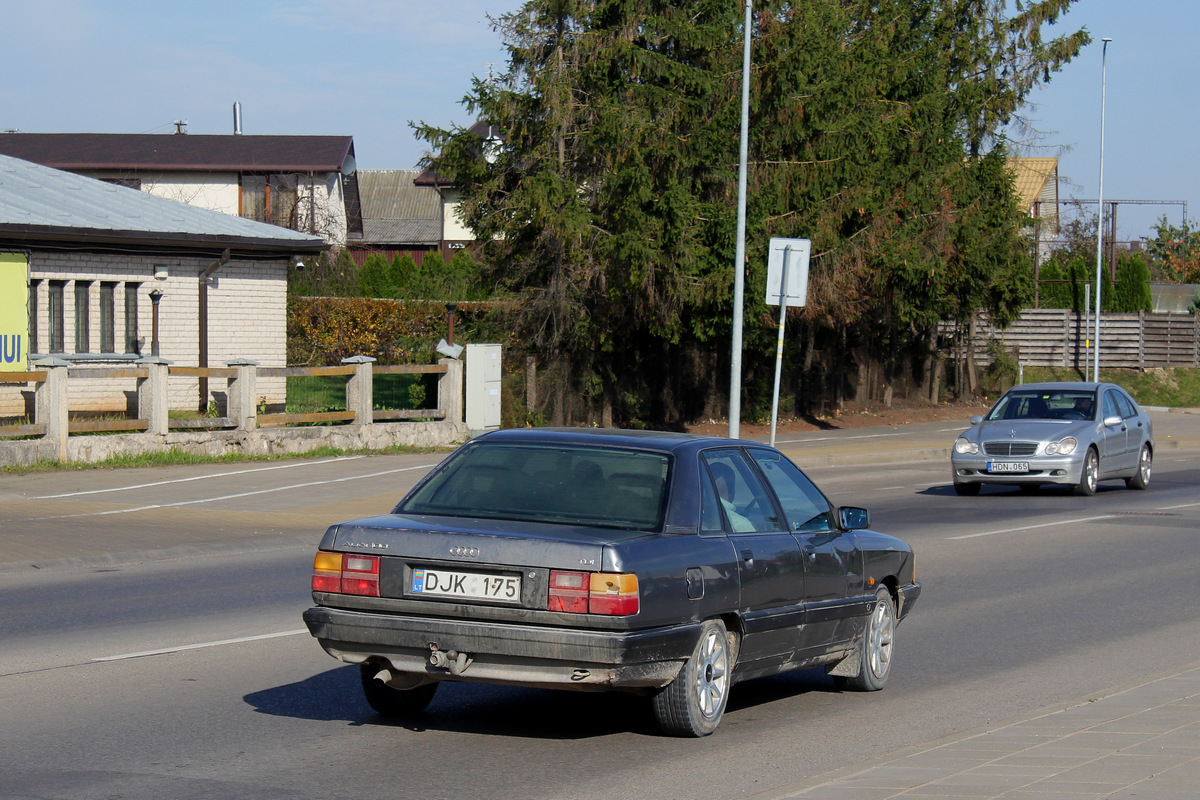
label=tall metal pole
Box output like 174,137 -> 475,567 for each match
729,0 -> 752,440
1093,38 -> 1111,383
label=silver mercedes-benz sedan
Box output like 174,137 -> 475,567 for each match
951,381 -> 1154,496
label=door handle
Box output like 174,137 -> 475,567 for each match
741,549 -> 754,563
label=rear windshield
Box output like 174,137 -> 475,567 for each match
399,443 -> 671,530
987,389 -> 1097,421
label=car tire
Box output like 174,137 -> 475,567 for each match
652,619 -> 731,737
359,665 -> 438,718
1126,445 -> 1152,490
1073,448 -> 1099,496
834,587 -> 896,692
953,482 -> 981,496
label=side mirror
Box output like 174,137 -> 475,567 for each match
1103,415 -> 1123,428
838,506 -> 870,531
970,415 -> 983,425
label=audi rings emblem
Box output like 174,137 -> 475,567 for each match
450,545 -> 480,559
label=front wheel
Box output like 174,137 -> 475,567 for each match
652,619 -> 731,737
1073,448 -> 1099,496
1126,445 -> 1152,490
360,665 -> 438,718
834,587 -> 896,692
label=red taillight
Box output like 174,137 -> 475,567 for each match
312,552 -> 380,597
549,570 -> 639,616
548,570 -> 589,613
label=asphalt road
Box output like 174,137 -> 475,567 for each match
1,425 -> 1199,799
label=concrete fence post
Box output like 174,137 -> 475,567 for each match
226,358 -> 259,431
33,357 -> 70,462
136,358 -> 171,436
438,357 -> 463,423
342,355 -> 376,425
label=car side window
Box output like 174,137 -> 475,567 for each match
701,449 -> 780,533
749,450 -> 833,532
699,467 -> 725,534
1102,390 -> 1121,421
1114,390 -> 1138,419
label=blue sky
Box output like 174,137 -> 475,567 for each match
2,0 -> 1193,240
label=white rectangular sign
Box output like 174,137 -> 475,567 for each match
765,237 -> 810,307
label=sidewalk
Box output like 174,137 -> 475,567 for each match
755,662 -> 1200,800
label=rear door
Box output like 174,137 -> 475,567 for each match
700,448 -> 805,666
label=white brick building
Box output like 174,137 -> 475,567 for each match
1,153 -> 325,415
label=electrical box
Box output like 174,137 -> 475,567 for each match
465,343 -> 502,431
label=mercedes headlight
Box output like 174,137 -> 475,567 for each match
954,438 -> 979,455
1046,437 -> 1077,455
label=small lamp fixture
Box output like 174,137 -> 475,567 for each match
154,265 -> 169,280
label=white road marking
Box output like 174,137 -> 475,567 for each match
1157,500 -> 1200,510
25,463 -> 438,521
948,515 -> 1116,540
93,629 -> 309,662
33,456 -> 365,499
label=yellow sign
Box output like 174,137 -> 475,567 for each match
1,252 -> 29,371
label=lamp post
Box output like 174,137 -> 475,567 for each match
148,288 -> 164,357
729,0 -> 752,440
1093,37 -> 1111,383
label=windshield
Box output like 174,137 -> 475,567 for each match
987,389 -> 1097,421
399,442 -> 671,531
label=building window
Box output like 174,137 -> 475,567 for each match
28,279 -> 40,355
124,282 -> 140,354
100,282 -> 117,353
269,173 -> 300,228
48,280 -> 65,353
74,281 -> 91,353
241,173 -> 302,229
241,175 -> 267,222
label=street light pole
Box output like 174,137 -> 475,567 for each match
729,0 -> 752,440
1093,37 -> 1111,383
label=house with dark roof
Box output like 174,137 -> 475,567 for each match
349,169 -> 443,266
0,153 -> 326,414
0,132 -> 362,246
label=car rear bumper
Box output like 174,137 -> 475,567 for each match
303,606 -> 702,690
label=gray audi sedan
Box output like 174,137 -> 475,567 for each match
951,381 -> 1154,496
304,428 -> 920,737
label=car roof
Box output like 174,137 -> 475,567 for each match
1008,382 -> 1109,392
472,427 -> 745,455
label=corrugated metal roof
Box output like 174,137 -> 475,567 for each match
362,218 -> 441,245
1009,157 -> 1058,211
357,170 -> 441,244
0,153 -> 326,253
0,132 -> 354,173
358,170 -> 441,218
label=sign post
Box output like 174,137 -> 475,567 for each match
765,238 -> 810,446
